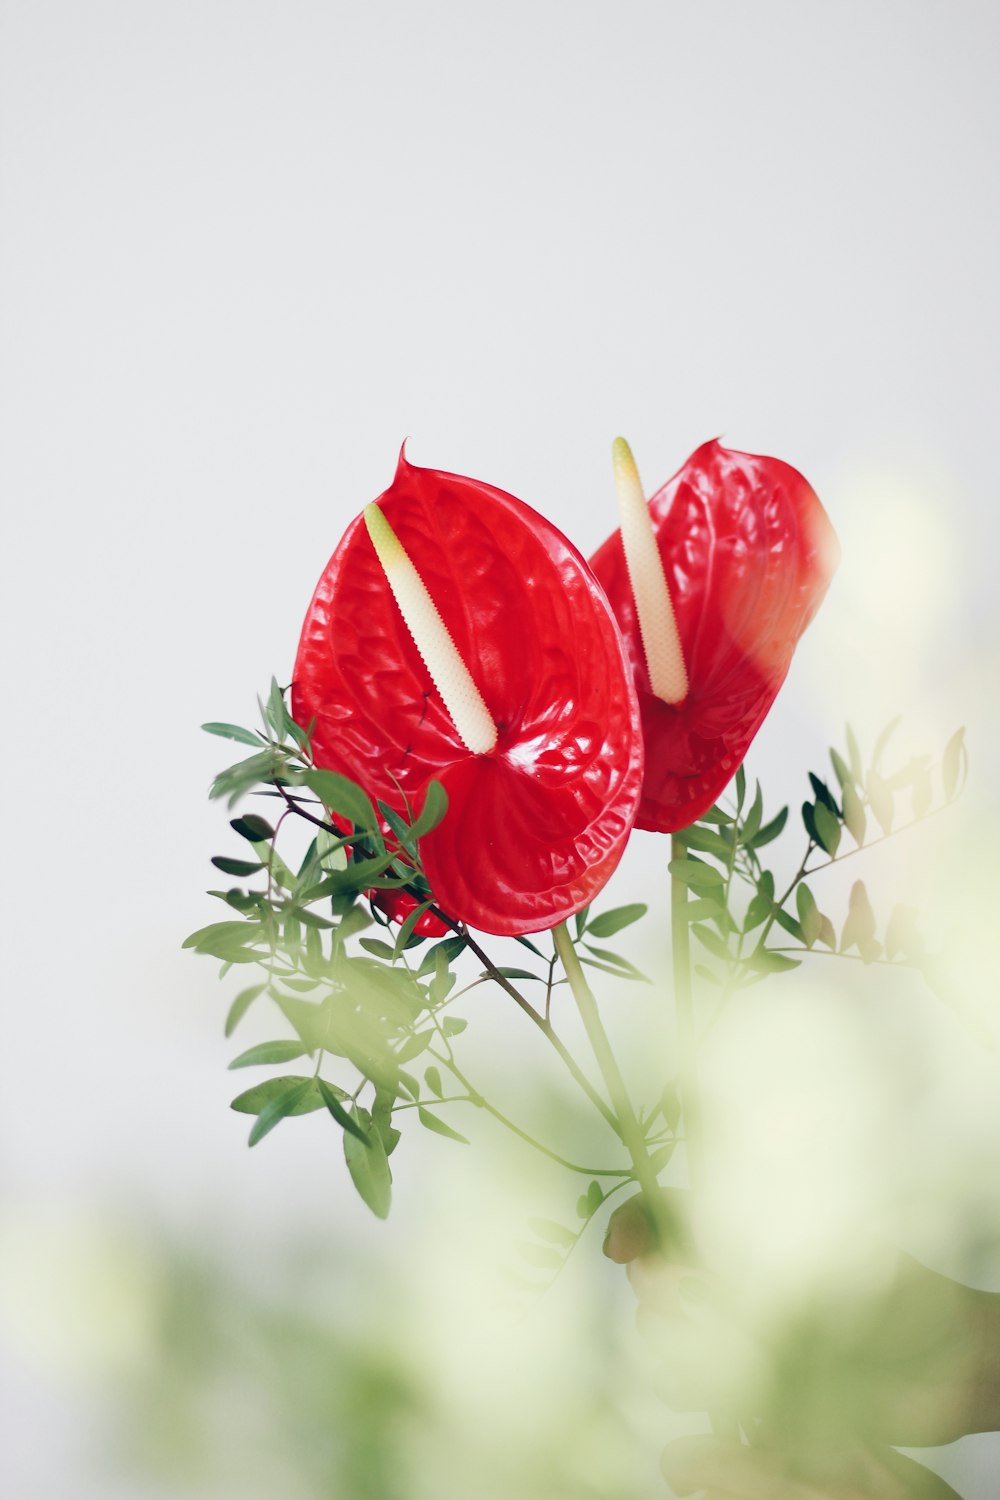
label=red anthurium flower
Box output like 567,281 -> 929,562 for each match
589,439 -> 839,834
293,449 -> 644,937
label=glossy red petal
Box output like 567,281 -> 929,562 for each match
589,441 -> 839,833
293,450 -> 644,936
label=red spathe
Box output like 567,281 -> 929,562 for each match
293,451 -> 644,936
589,440 -> 839,834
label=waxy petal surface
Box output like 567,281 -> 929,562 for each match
293,452 -> 644,935
589,441 -> 839,833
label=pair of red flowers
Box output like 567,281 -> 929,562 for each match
292,440 -> 839,937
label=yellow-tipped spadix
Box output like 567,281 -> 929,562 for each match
613,437 -> 688,705
363,504 -> 498,755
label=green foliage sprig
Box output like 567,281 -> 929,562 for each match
187,685 -> 967,1227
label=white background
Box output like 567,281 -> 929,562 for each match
2,3 -> 999,1496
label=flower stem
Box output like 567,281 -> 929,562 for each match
552,921 -> 675,1246
671,833 -> 703,1191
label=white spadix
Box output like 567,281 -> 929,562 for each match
363,504 -> 499,755
613,437 -> 688,705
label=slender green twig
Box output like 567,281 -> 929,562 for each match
551,921 -> 675,1243
671,833 -> 705,1193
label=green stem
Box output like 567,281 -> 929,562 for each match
671,833 -> 703,1191
552,921 -> 673,1243
432,909 -> 623,1138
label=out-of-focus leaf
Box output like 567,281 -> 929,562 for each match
841,880 -> 877,955
842,783 -> 867,845
515,1240 -> 563,1269
528,1216 -> 576,1247
872,715 -> 903,771
942,726 -> 967,801
866,771 -> 894,835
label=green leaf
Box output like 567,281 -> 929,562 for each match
674,824 -> 733,859
514,935 -> 546,959
183,919 -> 266,960
317,1079 -> 370,1144
371,1086 -> 401,1156
796,884 -> 821,948
746,949 -> 802,974
574,905 -> 591,939
489,966 -> 545,983
424,1065 -> 443,1097
773,907 -> 804,941
417,1106 -> 469,1144
743,892 -> 772,932
210,750 -> 280,808
343,1105 -> 392,1217
841,880 -> 877,955
301,769 -> 378,833
575,1180 -> 604,1218
942,726 -> 967,801
229,1040 -> 308,1069
360,938 -> 397,960
586,903 -> 648,939
740,781 -> 763,843
527,1216 -> 576,1247
396,1030 -> 434,1063
409,780 -> 449,840
842,782 -> 867,845
734,763 -> 747,811
829,747 -> 853,792
817,914 -> 837,949
581,946 -> 650,982
231,1075 -> 322,1115
441,1017 -> 467,1036
231,814 -> 276,843
748,806 -> 788,850
812,801 -> 841,856
691,923 -> 729,959
668,857 -> 725,889
809,773 -> 840,817
202,722 -> 264,747
698,805 -> 734,826
224,982 -> 267,1037
801,800 -> 820,846
515,1240 -> 563,1270
685,895 -> 727,924
211,856 -> 263,877
247,1078 -> 315,1146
